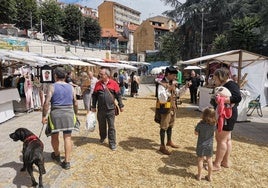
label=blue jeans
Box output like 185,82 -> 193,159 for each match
120,86 -> 125,97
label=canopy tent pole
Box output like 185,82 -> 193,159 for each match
0,60 -> 2,86
238,50 -> 242,88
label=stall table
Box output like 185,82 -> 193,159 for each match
0,88 -> 20,123
199,87 -> 213,111
198,87 -> 252,121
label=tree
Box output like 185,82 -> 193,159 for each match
159,31 -> 181,65
0,0 -> 17,24
211,34 -> 230,53
82,17 -> 101,45
227,16 -> 262,52
15,0 -> 38,36
62,4 -> 83,43
162,0 -> 268,58
39,0 -> 64,40
257,0 -> 268,54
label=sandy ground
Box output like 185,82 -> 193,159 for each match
0,85 -> 267,188
66,94 -> 267,188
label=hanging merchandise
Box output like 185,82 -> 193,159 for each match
17,76 -> 26,97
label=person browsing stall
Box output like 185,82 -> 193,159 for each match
91,67 -> 124,151
187,70 -> 200,104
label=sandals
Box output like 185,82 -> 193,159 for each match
195,175 -> 201,181
205,175 -> 212,182
195,175 -> 211,182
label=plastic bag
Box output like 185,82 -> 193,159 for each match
86,112 -> 97,132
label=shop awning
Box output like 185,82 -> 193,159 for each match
53,58 -> 95,67
184,65 -> 202,70
183,49 -> 268,68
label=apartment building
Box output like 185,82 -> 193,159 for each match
98,0 -> 141,33
133,16 -> 177,53
57,2 -> 98,19
76,4 -> 98,19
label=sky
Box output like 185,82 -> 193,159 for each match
58,0 -> 180,21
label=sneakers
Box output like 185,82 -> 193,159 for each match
61,161 -> 70,170
51,152 -> 70,170
51,152 -> 61,163
110,144 -> 117,151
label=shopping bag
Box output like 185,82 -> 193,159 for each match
86,112 -> 97,132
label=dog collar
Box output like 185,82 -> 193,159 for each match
24,135 -> 44,149
24,135 -> 38,143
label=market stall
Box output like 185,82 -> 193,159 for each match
1,49 -> 141,122
0,88 -> 20,123
0,49 -> 97,121
183,50 -> 268,121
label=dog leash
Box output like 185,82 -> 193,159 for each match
39,123 -> 45,138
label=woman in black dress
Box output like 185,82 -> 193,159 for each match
187,70 -> 200,104
212,67 -> 241,171
130,72 -> 139,97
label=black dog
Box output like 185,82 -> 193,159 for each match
9,128 -> 46,188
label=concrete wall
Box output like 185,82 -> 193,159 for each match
140,75 -> 155,84
27,40 -> 108,59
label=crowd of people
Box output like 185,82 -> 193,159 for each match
5,64 -> 241,182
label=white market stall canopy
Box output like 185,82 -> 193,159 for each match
183,49 -> 268,85
83,58 -> 138,71
150,66 -> 168,74
183,49 -> 268,68
119,60 -> 150,66
53,58 -> 95,67
0,50 -> 138,70
183,49 -> 268,107
114,63 -> 138,70
184,65 -> 202,70
0,49 -> 60,66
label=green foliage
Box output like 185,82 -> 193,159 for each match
162,0 -> 268,57
159,31 -> 181,65
62,4 -> 83,43
0,0 -> 17,24
211,34 -> 230,53
145,51 -> 167,62
82,17 -> 101,45
14,0 -> 38,32
39,0 -> 64,40
227,16 -> 261,52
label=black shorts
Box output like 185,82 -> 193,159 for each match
52,130 -> 72,135
222,108 -> 238,131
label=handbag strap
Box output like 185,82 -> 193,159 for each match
102,84 -> 116,105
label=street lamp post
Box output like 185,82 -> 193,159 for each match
30,12 -> 32,30
200,8 -> 204,57
40,19 -> 43,54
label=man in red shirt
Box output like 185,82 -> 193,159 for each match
91,67 -> 124,151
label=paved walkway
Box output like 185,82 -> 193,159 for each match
0,84 -> 267,187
